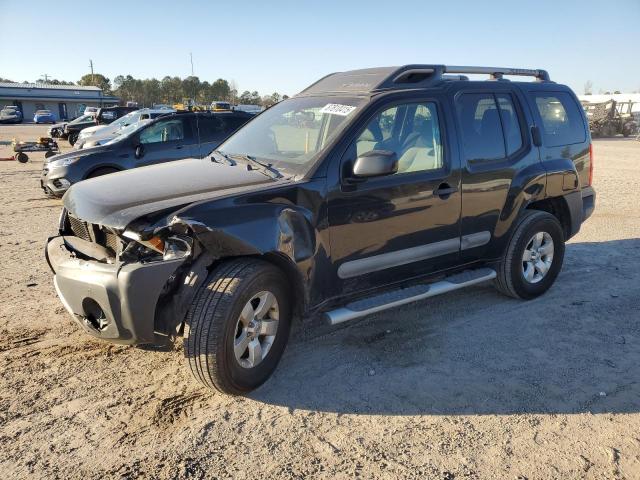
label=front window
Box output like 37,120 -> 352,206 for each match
139,118 -> 191,144
219,96 -> 366,175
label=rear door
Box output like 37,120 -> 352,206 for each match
135,116 -> 198,167
453,85 -> 544,263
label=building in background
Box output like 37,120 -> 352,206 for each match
0,82 -> 119,122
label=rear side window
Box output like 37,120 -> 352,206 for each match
531,92 -> 586,146
456,93 -> 524,163
198,116 -> 225,141
222,115 -> 250,132
496,94 -> 523,155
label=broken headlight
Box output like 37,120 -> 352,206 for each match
163,236 -> 192,261
122,230 -> 193,261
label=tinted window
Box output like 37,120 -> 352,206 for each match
456,93 -> 505,162
197,116 -> 225,141
353,102 -> 443,174
496,94 -> 523,155
222,115 -> 250,131
532,92 -> 586,146
140,118 -> 191,144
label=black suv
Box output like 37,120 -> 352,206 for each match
41,111 -> 253,196
46,65 -> 595,395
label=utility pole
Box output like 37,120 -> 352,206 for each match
89,59 -> 94,85
190,52 -> 196,106
42,74 -> 49,83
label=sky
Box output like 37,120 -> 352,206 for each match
1,0 -> 639,96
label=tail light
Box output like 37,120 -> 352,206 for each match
588,143 -> 594,186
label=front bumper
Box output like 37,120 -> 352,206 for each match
46,235 -> 186,345
41,164 -> 72,196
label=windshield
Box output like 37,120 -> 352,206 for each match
112,111 -> 139,128
70,114 -> 94,124
218,96 -> 366,176
105,121 -> 147,143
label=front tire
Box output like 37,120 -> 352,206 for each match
68,132 -> 78,145
184,259 -> 292,395
494,210 -> 565,299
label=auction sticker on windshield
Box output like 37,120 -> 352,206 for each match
320,104 -> 357,116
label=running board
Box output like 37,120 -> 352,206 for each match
324,268 -> 497,326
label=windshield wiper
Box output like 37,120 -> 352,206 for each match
229,154 -> 281,179
211,150 -> 237,166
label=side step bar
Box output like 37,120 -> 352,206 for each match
324,268 -> 496,326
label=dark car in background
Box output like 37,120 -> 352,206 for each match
95,106 -> 139,125
0,106 -> 23,123
64,114 -> 98,145
41,110 -> 253,196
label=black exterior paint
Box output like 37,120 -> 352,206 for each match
52,70 -> 595,345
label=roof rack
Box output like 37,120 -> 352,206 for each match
297,64 -> 551,96
442,65 -> 550,82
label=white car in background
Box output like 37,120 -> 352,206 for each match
75,108 -> 175,149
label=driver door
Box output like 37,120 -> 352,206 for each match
136,116 -> 197,167
327,97 -> 462,295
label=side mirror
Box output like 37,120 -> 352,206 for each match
134,144 -> 144,159
352,150 -> 398,179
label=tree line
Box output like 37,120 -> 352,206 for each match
0,74 -> 288,107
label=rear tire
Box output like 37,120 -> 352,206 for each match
494,210 -> 565,299
44,150 -> 56,159
15,152 -> 28,163
184,259 -> 292,395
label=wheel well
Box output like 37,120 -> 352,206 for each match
526,197 -> 572,240
260,252 -> 307,321
85,166 -> 121,179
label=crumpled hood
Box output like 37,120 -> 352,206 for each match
63,158 -> 275,229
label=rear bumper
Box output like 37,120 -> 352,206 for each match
46,235 -> 186,345
581,185 -> 596,221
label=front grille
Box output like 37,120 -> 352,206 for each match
68,214 -> 91,242
105,232 -> 120,253
67,213 -> 120,256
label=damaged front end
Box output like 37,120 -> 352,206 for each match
46,208 -> 207,345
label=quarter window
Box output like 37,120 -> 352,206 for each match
353,102 -> 443,174
532,92 -> 586,146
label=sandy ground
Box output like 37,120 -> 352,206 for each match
0,124 -> 639,479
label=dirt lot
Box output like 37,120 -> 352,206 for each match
0,123 -> 639,479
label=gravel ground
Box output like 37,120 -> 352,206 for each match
0,124 -> 639,479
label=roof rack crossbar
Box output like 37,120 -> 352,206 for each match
443,65 -> 550,82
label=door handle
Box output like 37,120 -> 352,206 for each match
433,183 -> 458,199
176,145 -> 184,149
